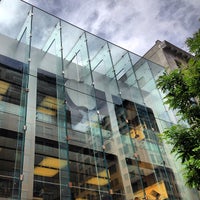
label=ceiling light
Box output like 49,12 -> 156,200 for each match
86,170 -> 110,186
34,167 -> 59,177
134,180 -> 168,199
86,177 -> 108,186
37,106 -> 56,116
40,96 -> 57,109
0,80 -> 10,95
39,157 -> 67,169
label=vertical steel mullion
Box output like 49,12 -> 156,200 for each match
56,19 -> 71,200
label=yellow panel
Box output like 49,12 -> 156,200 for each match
0,80 -> 10,95
37,106 -> 56,116
134,181 -> 168,199
40,96 -> 57,109
86,177 -> 108,186
39,157 -> 67,169
34,167 -> 58,177
76,198 -> 88,200
37,96 -> 64,115
86,170 -> 109,186
99,169 -> 110,178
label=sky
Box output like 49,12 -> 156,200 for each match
1,0 -> 200,56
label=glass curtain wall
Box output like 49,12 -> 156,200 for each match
0,0 -> 200,200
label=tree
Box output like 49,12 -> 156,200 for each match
156,29 -> 200,189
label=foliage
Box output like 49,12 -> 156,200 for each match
156,29 -> 200,189
161,125 -> 200,189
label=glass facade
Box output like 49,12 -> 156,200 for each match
0,1 -> 199,200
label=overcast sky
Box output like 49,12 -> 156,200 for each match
4,0 -> 200,55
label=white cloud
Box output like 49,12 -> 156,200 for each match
0,0 -> 31,38
0,1 -> 19,24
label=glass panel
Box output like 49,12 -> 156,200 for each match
114,52 -> 143,104
34,137 -> 60,199
87,34 -> 121,103
63,32 -> 92,96
31,7 -> 59,51
65,32 -> 89,72
108,43 -> 126,66
0,58 -> 23,115
62,22 -> 84,58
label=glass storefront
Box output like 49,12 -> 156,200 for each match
0,1 -> 199,199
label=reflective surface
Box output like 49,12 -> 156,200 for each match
0,1 -> 199,200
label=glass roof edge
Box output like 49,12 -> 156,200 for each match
19,0 -> 165,69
